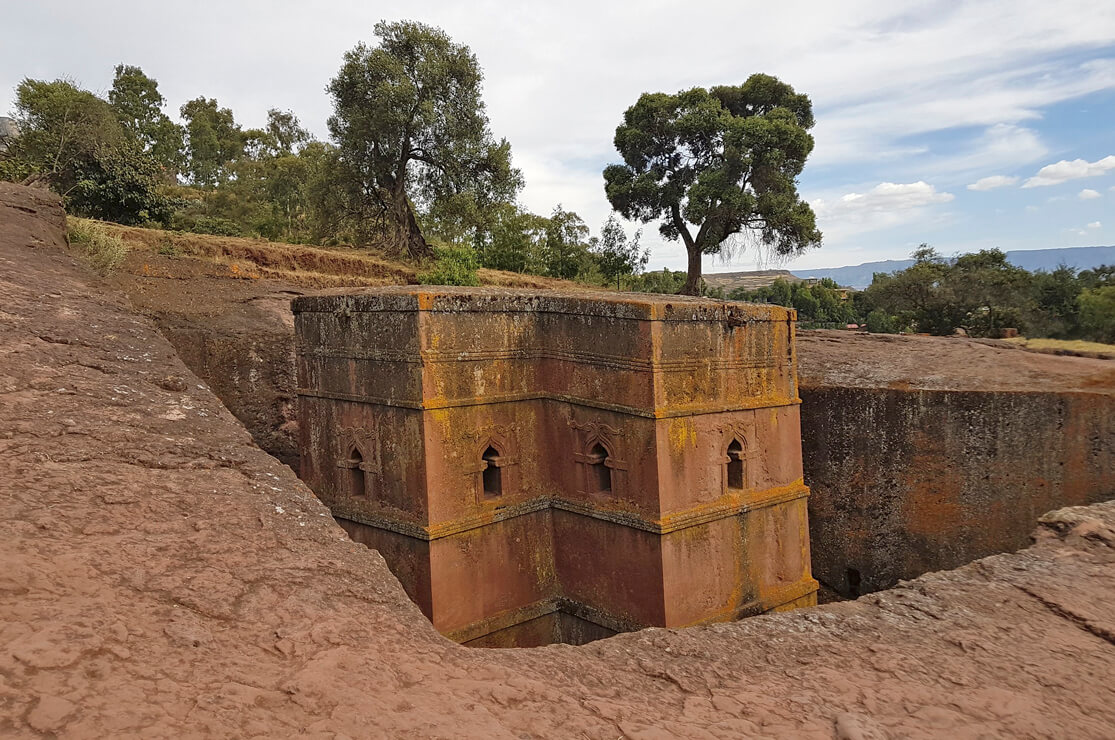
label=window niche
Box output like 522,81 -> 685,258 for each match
587,442 -> 613,494
474,437 -> 515,503
721,432 -> 756,494
336,427 -> 379,501
726,439 -> 745,490
481,445 -> 503,498
345,446 -> 367,497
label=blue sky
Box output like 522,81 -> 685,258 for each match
2,1 -> 1114,273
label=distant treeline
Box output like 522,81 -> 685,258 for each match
730,245 -> 1115,343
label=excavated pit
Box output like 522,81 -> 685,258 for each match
4,182 -> 1115,737
88,193 -> 1115,641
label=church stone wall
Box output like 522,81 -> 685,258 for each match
294,287 -> 817,646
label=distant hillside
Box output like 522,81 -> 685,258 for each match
790,246 -> 1115,289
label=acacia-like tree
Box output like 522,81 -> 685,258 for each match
327,20 -> 519,259
604,74 -> 822,295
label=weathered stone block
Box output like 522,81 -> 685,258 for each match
294,287 -> 817,644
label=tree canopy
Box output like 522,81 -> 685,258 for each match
108,64 -> 183,172
592,214 -> 647,289
326,20 -> 521,259
180,97 -> 243,187
604,74 -> 821,294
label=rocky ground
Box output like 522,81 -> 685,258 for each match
798,329 -> 1115,393
2,182 -> 1115,738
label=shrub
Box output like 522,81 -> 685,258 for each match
865,309 -> 897,334
156,237 -> 182,257
1078,286 -> 1115,344
418,245 -> 480,286
66,218 -> 128,274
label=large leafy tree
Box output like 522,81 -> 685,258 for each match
326,20 -> 520,259
108,64 -> 184,173
5,78 -> 124,188
3,78 -> 171,224
604,74 -> 821,295
180,97 -> 244,187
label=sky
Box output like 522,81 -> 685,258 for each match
3,1 -> 1115,273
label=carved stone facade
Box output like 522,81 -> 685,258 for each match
294,287 -> 818,646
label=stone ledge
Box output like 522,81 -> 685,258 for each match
292,286 -> 795,323
297,387 -> 801,418
331,481 -> 810,540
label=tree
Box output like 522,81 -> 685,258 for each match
592,213 -> 647,288
864,246 -> 960,334
604,74 -> 821,295
67,140 -> 174,224
1031,265 -> 1082,337
108,64 -> 183,172
263,109 -> 310,156
1078,286 -> 1115,343
180,97 -> 243,187
6,78 -> 125,190
474,202 -> 547,273
327,20 -> 520,259
949,249 -> 1033,336
542,205 -> 591,279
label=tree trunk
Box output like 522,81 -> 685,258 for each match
388,187 -> 433,261
681,245 -> 702,296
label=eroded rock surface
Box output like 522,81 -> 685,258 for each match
799,330 -> 1115,597
2,183 -> 1115,738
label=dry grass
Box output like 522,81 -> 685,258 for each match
87,221 -> 582,291
66,218 -> 129,274
1004,336 -> 1115,360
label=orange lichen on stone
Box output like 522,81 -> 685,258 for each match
294,287 -> 817,645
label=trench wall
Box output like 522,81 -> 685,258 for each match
802,385 -> 1115,597
139,303 -> 1115,603
154,324 -> 299,469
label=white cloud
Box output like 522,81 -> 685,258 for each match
1023,155 -> 1115,187
813,181 -> 955,217
1070,221 -> 1104,237
807,181 -> 955,243
1079,188 -> 1102,200
968,174 -> 1020,191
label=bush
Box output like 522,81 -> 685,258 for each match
156,236 -> 182,257
418,245 -> 480,286
66,143 -> 175,225
66,218 -> 128,274
1078,286 -> 1115,344
865,309 -> 897,334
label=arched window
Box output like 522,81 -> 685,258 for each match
726,439 -> 744,490
348,447 -> 367,497
587,442 -> 612,494
481,445 -> 503,498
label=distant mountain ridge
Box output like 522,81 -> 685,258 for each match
779,246 -> 1115,290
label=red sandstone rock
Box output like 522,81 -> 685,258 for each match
295,287 -> 816,644
2,182 -> 1115,738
